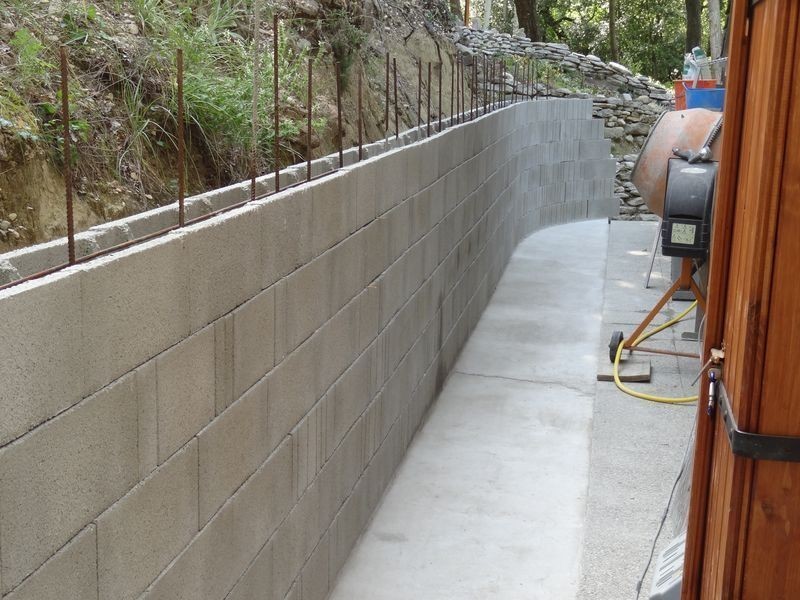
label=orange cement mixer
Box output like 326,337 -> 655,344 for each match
632,109 -> 724,218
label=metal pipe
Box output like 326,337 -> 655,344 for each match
417,59 -> 422,130
427,62 -> 431,136
335,61 -> 343,168
273,15 -> 280,192
358,67 -> 363,160
385,52 -> 390,137
307,57 -> 312,182
250,3 -> 260,202
176,48 -> 185,229
393,57 -> 399,139
438,62 -> 442,131
60,46 -> 76,263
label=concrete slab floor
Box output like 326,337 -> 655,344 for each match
328,220 -> 696,600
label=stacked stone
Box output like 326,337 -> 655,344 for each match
454,26 -> 671,101
592,94 -> 664,220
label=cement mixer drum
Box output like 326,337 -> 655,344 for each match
632,109 -> 724,218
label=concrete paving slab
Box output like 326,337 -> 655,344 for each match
329,221 -> 608,600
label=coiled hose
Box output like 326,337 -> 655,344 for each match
613,301 -> 699,404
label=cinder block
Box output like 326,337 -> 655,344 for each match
214,313 -> 234,414
0,375 -> 138,592
156,326 -> 215,464
0,270 -> 83,446
178,206 -> 263,333
301,533 -> 330,600
225,539 -> 273,600
4,525 -> 97,600
362,218 -> 389,285
381,200 -> 410,262
81,235 -> 189,396
374,149 -> 407,216
331,349 -> 373,451
267,333 -> 320,452
135,361 -> 158,479
140,438 -> 292,600
258,187 -> 313,288
310,170 -> 356,256
316,301 -> 359,397
271,478 -> 322,599
198,377 -> 268,524
329,230 -> 366,315
588,195 -> 620,219
233,287 -> 276,398
378,258 -> 405,329
281,252 -> 332,354
96,441 -> 198,600
357,285 -> 380,350
353,159 -> 378,230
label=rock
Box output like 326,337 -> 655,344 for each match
293,0 -> 321,17
605,126 -> 624,139
628,197 -> 645,207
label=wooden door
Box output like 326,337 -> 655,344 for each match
682,0 -> 800,598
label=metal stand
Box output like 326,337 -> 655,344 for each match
612,257 -> 705,362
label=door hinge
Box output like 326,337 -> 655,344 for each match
711,372 -> 800,463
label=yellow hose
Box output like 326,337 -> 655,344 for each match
613,301 -> 699,404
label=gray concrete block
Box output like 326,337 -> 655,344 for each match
282,253 -> 332,354
588,196 -> 620,219
329,230 -> 366,315
382,200 -> 410,262
317,301 -> 360,397
258,187 -> 313,288
310,170 -> 356,256
178,206 -> 263,333
198,377 -> 268,524
4,525 -> 97,600
0,375 -> 138,592
301,533 -> 330,600
135,361 -> 158,479
353,159 -> 378,230
225,539 -> 273,600
156,326 -> 215,464
375,149 -> 408,216
270,476 -> 322,599
233,287 -> 276,398
81,235 -> 190,396
96,441 -> 198,600
363,219 -> 389,285
0,270 -> 83,446
378,259 -> 405,329
331,349 -> 373,451
267,333 -> 321,452
214,313 -> 234,415
141,438 -> 292,600
358,285 -> 380,350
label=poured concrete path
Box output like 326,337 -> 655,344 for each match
329,221 -> 609,600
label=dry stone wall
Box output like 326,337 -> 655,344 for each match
0,99 -> 615,600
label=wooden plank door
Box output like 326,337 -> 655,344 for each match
682,0 -> 800,598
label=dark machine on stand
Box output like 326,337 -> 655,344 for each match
608,108 -> 723,371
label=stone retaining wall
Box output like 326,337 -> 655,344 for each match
0,99 -> 615,600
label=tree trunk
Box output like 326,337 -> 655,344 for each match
609,0 -> 619,62
708,0 -> 722,58
484,0 -> 492,29
685,0 -> 702,51
513,0 -> 541,41
450,0 -> 463,22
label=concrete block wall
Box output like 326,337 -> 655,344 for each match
0,99 -> 615,600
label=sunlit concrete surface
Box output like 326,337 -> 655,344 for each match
329,220 -> 609,600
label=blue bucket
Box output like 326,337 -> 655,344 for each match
685,87 -> 725,111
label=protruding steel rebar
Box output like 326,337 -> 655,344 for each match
335,61 -> 343,168
426,62 -> 431,136
250,3 -> 260,202
455,56 -> 460,124
385,52 -> 390,137
472,61 -> 477,119
307,57 -> 312,182
176,48 -> 186,228
417,59 -> 422,130
60,45 -> 76,264
513,62 -> 518,103
450,58 -> 455,121
358,67 -> 363,160
393,57 -> 399,139
460,55 -> 465,121
483,55 -> 488,115
438,62 -> 442,131
273,14 -> 280,192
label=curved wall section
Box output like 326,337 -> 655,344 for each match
0,99 -> 614,600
